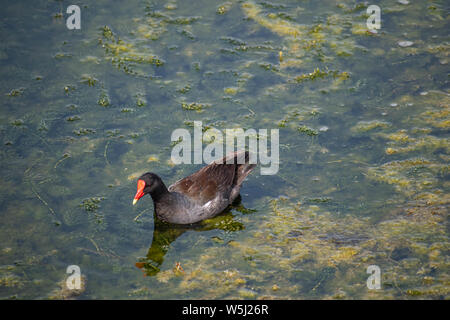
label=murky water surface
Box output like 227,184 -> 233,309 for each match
0,0 -> 448,299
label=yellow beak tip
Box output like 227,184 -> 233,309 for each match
133,199 -> 138,206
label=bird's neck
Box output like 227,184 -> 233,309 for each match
149,182 -> 170,202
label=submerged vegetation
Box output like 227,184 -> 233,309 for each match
0,0 -> 448,299
293,68 -> 350,83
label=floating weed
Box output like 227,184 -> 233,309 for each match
202,214 -> 245,232
53,52 -> 73,59
337,2 -> 368,14
181,102 -> 211,112
80,74 -> 98,87
351,23 -> 369,35
54,153 -> 71,169
240,0 -> 356,87
211,236 -> 224,244
106,129 -> 120,137
136,96 -> 147,107
80,197 -> 104,212
165,3 -> 177,10
52,12 -> 63,19
127,172 -> 142,181
6,88 -> 24,97
147,155 -> 159,163
377,130 -> 412,143
176,84 -> 191,94
268,12 -> 295,22
258,62 -> 279,72
80,56 -> 101,64
101,25 -> 114,40
64,85 -> 76,93
217,2 -> 233,15
329,247 -> 358,265
99,25 -> 164,76
66,115 -> 81,122
136,23 -> 165,41
179,29 -> 196,40
191,61 -> 201,71
297,125 -> 318,137
98,91 -> 110,107
224,87 -> 238,95
183,119 -> 225,133
306,197 -> 332,203
48,275 -> 86,299
351,120 -> 391,133
278,106 -> 320,129
242,1 -> 306,37
220,36 -> 246,46
259,1 -> 286,9
293,68 -> 349,83
0,273 -> 24,288
128,286 -> 150,297
384,135 -> 450,155
367,158 -> 447,198
73,128 -> 96,136
419,100 -> 450,129
121,108 -> 134,113
11,119 -> 24,127
366,93 -> 450,212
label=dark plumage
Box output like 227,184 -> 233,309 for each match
133,151 -> 255,224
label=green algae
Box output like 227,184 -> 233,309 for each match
293,68 -> 349,83
0,0 -> 448,300
277,105 -> 320,129
97,91 -> 110,107
352,120 -> 391,133
99,25 -> 164,76
81,74 -> 98,87
297,125 -> 318,137
6,88 -> 24,97
181,101 -> 212,112
0,273 -> 24,288
136,95 -> 147,107
161,196 -> 449,299
66,115 -> 81,122
80,197 -> 104,213
176,84 -> 191,94
10,119 -> 24,127
217,2 -> 233,15
241,1 -> 306,37
73,128 -> 96,136
48,275 -> 87,300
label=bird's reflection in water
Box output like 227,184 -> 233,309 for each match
135,196 -> 256,277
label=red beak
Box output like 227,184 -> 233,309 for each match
133,179 -> 146,205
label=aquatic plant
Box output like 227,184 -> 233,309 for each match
1,0 -> 448,300
99,25 -> 164,76
297,125 -> 318,137
181,102 -> 212,112
217,2 -> 233,15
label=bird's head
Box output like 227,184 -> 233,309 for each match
132,172 -> 164,205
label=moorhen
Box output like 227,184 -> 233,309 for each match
132,151 -> 255,224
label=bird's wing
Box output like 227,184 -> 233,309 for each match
168,162 -> 236,205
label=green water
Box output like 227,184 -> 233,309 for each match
0,0 -> 448,299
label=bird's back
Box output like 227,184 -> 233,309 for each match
158,151 -> 255,223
